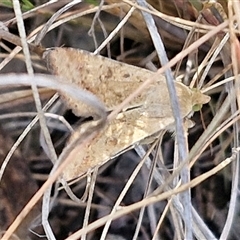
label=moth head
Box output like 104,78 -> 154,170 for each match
191,89 -> 210,112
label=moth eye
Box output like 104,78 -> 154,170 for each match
192,104 -> 202,112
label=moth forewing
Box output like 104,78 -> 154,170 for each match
44,48 -> 210,116
62,109 -> 177,180
44,48 -> 163,113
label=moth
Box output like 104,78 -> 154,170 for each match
44,48 -> 210,180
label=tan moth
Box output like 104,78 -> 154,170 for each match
44,48 -> 210,180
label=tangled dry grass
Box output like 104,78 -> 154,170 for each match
0,0 -> 240,239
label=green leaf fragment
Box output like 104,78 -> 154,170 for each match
0,0 -> 34,11
85,0 -> 99,6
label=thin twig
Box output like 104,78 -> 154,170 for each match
34,0 -> 82,45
